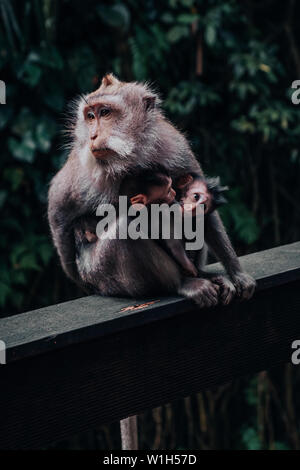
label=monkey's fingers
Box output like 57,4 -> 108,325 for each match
179,278 -> 219,308
193,281 -> 220,308
211,275 -> 236,305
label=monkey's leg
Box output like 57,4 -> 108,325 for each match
120,416 -> 138,450
205,211 -> 256,299
193,246 -> 236,305
162,239 -> 198,277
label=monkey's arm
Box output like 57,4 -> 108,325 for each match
48,204 -> 81,285
204,211 -> 256,299
47,172 -> 83,286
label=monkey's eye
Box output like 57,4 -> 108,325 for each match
193,193 -> 200,201
100,107 -> 111,117
87,111 -> 95,120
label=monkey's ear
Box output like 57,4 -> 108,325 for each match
176,174 -> 194,189
143,95 -> 157,111
101,73 -> 119,87
130,194 -> 148,206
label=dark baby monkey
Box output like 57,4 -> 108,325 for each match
120,169 -> 198,277
76,170 -> 228,278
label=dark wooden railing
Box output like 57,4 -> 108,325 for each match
0,241 -> 300,449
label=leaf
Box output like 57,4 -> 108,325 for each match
12,108 -> 36,136
18,253 -> 41,271
43,84 -> 64,111
205,25 -> 216,46
259,63 -> 270,73
20,63 -> 42,87
0,190 -> 8,209
39,46 -> 64,70
11,270 -> 26,285
8,136 -> 36,163
274,442 -> 290,450
11,291 -> 24,309
97,4 -> 131,32
161,12 -> 175,23
0,281 -> 11,308
0,106 -> 13,129
3,167 -> 24,191
242,427 -> 261,450
177,13 -> 198,24
10,244 -> 28,266
167,25 -> 189,43
35,122 -> 53,153
39,243 -> 53,265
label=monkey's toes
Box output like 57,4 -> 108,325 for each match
232,272 -> 256,300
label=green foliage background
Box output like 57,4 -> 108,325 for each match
1,0 -> 300,450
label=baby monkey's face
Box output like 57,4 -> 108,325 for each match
180,180 -> 212,215
147,176 -> 176,205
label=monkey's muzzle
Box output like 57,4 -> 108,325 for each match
91,148 -> 114,159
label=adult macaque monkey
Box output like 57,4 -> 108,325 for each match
48,74 -> 256,449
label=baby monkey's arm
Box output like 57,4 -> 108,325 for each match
161,238 -> 198,277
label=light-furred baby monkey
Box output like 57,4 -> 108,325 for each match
176,172 -> 228,215
121,170 -> 228,279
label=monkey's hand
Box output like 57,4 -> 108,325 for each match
230,272 -> 256,300
84,230 -> 98,243
210,275 -> 236,305
179,278 -> 220,308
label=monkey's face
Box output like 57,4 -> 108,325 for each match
83,102 -> 120,160
180,180 -> 212,215
74,74 -> 161,171
147,177 -> 176,205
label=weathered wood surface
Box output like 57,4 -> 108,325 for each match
1,241 -> 300,363
0,241 -> 300,449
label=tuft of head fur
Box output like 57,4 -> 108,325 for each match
205,176 -> 228,207
120,166 -> 170,199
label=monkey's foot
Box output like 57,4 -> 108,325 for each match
179,278 -> 220,308
210,275 -> 236,305
230,272 -> 256,300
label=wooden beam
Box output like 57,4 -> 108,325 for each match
0,241 -> 300,449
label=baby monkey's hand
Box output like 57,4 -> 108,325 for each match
84,230 -> 98,243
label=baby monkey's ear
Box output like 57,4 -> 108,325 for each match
130,194 -> 148,206
176,174 -> 194,189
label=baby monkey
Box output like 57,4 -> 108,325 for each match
176,172 -> 228,215
118,169 -> 228,278
77,170 -> 228,278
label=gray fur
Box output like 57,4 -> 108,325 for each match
48,74 -> 255,303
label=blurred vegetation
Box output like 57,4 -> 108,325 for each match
1,0 -> 300,450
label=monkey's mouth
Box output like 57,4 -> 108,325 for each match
91,147 -> 114,159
